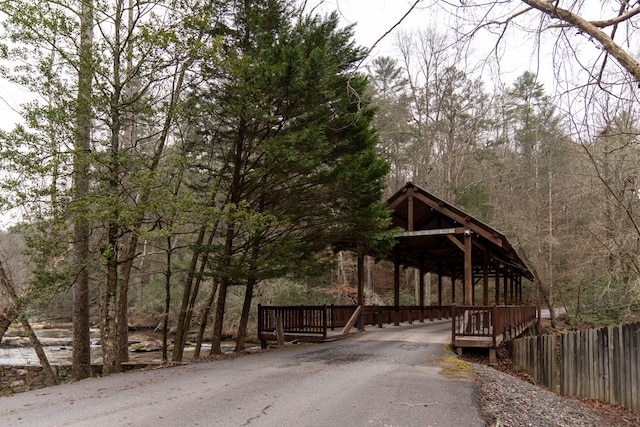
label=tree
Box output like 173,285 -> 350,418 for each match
0,0 -> 214,374
72,0 -> 94,381
181,0 -> 391,355
519,0 -> 640,84
368,56 -> 412,193
0,0 -> 96,380
450,1 -> 640,87
489,72 -> 573,324
581,112 -> 640,322
394,28 -> 491,201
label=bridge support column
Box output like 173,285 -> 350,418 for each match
394,258 -> 400,326
489,348 -> 497,365
357,250 -> 365,331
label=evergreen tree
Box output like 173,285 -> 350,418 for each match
180,0 -> 391,354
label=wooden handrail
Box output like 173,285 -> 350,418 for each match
258,304 -> 536,350
451,304 -> 537,344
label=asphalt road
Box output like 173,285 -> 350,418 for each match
0,320 -> 484,427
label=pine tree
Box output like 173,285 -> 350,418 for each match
179,0 -> 391,355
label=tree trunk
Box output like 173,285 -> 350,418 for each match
210,222 -> 236,356
210,277 -> 229,355
235,275 -> 257,353
173,214 -> 220,362
162,233 -> 172,362
193,281 -> 218,360
173,226 -> 206,361
21,319 -> 58,386
0,259 -> 57,384
71,0 -> 94,382
0,307 -> 18,343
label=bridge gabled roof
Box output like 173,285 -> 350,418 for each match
385,182 -> 533,281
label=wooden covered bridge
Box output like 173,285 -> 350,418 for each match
258,183 -> 537,362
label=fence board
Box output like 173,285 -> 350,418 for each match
512,322 -> 640,412
631,323 -> 639,410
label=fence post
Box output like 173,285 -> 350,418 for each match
276,315 -> 284,346
491,304 -> 497,347
258,304 -> 267,349
329,304 -> 334,331
322,305 -> 327,339
451,305 -> 456,346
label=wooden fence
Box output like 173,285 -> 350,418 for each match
452,305 -> 537,346
257,305 -> 451,348
511,322 -> 640,411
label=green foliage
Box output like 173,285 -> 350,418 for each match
567,278 -> 633,326
258,278 -> 336,306
183,4 -> 392,289
384,289 -> 415,306
455,183 -> 492,220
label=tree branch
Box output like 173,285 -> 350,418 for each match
521,0 -> 640,84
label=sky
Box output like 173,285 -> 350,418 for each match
0,0 -> 564,132
299,0 -> 561,90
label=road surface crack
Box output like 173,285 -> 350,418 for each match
389,401 -> 438,409
241,404 -> 272,425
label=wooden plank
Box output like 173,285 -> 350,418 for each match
624,324 -> 632,408
410,191 -> 504,247
574,330 -> 580,397
397,227 -> 462,237
615,325 -> 623,406
464,233 -> 472,305
596,328 -> 603,401
550,334 -> 558,393
569,331 -> 575,397
276,315 -> 284,345
340,305 -> 363,335
606,326 -> 614,404
632,323 -> 639,411
558,333 -> 564,395
588,327 -> 595,399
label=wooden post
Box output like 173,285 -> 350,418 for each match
357,250 -> 365,331
419,265 -> 425,323
451,274 -> 456,305
510,276 -> 515,304
503,269 -> 508,305
394,258 -> 400,326
408,190 -> 414,231
471,275 -> 475,305
483,250 -> 489,305
518,276 -> 523,304
341,305 -> 362,335
464,230 -> 472,305
495,264 -> 500,305
437,267 -> 443,307
451,304 -> 457,347
276,315 -> 284,346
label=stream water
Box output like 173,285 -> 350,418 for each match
0,325 -> 239,366
0,325 -> 102,366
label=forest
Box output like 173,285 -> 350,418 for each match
0,0 -> 638,381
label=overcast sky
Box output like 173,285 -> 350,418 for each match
300,0 -> 561,89
0,1 -> 561,131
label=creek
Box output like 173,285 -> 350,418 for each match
0,323 -> 240,366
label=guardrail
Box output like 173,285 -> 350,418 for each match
258,304 -> 452,348
451,304 -> 537,347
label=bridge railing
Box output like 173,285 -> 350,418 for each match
451,304 -> 537,347
257,305 -> 327,343
258,304 -> 452,347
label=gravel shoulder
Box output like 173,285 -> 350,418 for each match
467,352 -> 640,427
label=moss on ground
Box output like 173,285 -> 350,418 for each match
437,353 -> 475,380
